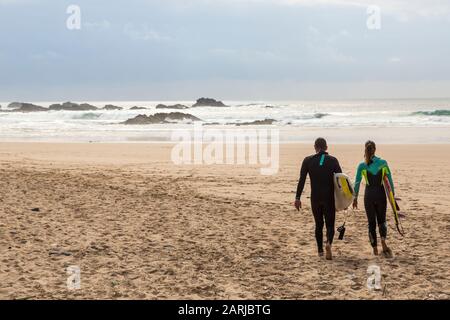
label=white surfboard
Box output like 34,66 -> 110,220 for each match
334,173 -> 355,211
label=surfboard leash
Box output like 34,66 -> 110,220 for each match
337,209 -> 350,240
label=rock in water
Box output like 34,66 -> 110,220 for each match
102,104 -> 123,110
314,113 -> 328,119
49,102 -> 98,111
123,112 -> 202,125
7,102 -> 22,109
130,106 -> 147,110
235,119 -> 276,126
122,114 -> 151,125
7,102 -> 48,112
192,98 -> 227,107
163,112 -> 201,122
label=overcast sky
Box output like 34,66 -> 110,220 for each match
0,0 -> 449,101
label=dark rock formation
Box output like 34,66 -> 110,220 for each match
6,102 -> 48,112
156,104 -> 189,110
123,112 -> 202,125
49,102 -> 98,111
102,104 -> 123,110
314,113 -> 328,119
7,102 -> 23,109
122,114 -> 150,125
192,98 -> 227,107
234,119 -> 276,126
130,106 -> 147,110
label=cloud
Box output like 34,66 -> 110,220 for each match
84,20 -> 111,30
123,23 -> 171,42
305,26 -> 355,64
209,48 -> 282,62
197,0 -> 450,19
0,0 -> 36,5
388,57 -> 401,63
289,0 -> 450,19
29,51 -> 62,61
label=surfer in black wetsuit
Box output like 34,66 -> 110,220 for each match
294,138 -> 342,260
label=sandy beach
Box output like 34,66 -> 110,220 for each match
0,142 -> 449,300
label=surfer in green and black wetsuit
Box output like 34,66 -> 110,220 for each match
353,141 -> 394,258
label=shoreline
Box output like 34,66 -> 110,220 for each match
1,126 -> 450,144
1,140 -> 450,144
1,142 -> 449,166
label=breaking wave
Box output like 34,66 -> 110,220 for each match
412,110 -> 450,116
71,113 -> 103,120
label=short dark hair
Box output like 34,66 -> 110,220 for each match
315,137 -> 327,150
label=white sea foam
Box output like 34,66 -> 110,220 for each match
0,99 -> 449,142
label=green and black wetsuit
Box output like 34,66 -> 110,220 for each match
296,151 -> 342,253
354,156 -> 395,247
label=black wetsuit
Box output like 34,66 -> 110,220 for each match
296,151 -> 342,253
364,171 -> 387,247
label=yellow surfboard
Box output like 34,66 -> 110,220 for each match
334,173 -> 355,211
382,169 -> 404,236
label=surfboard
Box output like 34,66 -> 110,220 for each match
334,173 -> 355,211
382,172 -> 405,236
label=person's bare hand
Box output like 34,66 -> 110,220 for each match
352,199 -> 358,209
294,200 -> 302,211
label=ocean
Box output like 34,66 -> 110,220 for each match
1,99 -> 449,143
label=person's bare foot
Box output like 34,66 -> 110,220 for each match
325,243 -> 333,260
373,246 -> 379,256
381,239 -> 393,258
